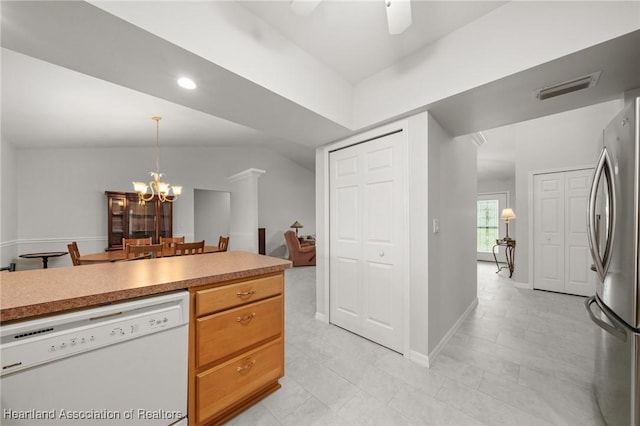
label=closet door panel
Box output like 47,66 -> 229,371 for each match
534,173 -> 565,292
330,130 -> 406,353
564,169 -> 595,296
330,152 -> 363,333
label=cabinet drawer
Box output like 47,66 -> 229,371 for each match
196,338 -> 284,424
196,274 -> 283,316
197,296 -> 282,367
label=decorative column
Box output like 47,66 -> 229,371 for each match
227,168 -> 265,252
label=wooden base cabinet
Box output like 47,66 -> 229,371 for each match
188,272 -> 285,425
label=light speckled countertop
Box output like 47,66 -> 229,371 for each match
0,251 -> 291,322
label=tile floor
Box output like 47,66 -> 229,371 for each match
229,262 -> 604,426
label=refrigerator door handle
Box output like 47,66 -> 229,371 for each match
585,296 -> 627,342
587,147 -> 617,282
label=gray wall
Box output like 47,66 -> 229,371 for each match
3,144 -> 315,269
194,189 -> 230,246
407,113 -> 429,359
428,114 -> 478,354
1,136 -> 18,267
478,177 -> 516,208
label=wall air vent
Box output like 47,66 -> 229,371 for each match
535,71 -> 601,100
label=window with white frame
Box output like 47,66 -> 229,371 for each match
477,199 -> 499,253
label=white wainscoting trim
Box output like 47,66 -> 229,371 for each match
0,239 -> 18,248
16,237 -> 106,245
4,236 -> 199,251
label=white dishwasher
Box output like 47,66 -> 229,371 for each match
1,291 -> 189,425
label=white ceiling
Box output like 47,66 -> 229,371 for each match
239,1 -> 506,83
2,1 -> 639,178
2,49 -> 283,149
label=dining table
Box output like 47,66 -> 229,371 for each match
77,246 -> 223,264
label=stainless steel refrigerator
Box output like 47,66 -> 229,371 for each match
585,96 -> 640,426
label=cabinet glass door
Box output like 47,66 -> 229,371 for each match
106,192 -> 173,249
109,196 -> 127,248
158,201 -> 172,240
129,200 -> 156,240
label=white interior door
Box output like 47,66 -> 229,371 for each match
329,131 -> 405,353
534,173 -> 565,292
533,169 -> 595,296
329,150 -> 362,334
564,169 -> 596,296
477,193 -> 508,262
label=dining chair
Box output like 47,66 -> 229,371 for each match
160,236 -> 185,255
68,241 -> 88,266
122,237 -> 152,250
175,241 -> 205,256
125,243 -> 164,259
218,236 -> 230,252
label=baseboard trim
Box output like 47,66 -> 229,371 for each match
514,281 -> 531,289
407,350 -> 430,368
428,297 -> 479,365
315,312 -> 328,323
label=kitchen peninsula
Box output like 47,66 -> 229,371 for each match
1,251 -> 291,426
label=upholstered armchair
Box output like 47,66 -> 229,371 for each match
284,230 -> 316,266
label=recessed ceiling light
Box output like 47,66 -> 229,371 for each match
177,77 -> 196,90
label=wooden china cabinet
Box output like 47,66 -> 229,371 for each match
105,191 -> 173,251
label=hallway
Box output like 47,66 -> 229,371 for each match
230,262 -> 602,425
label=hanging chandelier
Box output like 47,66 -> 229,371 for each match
132,116 -> 182,204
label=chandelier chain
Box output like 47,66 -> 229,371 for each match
133,116 -> 182,204
154,116 -> 161,175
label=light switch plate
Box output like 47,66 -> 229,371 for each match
433,219 -> 440,233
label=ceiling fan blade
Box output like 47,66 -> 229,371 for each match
290,0 -> 322,16
385,0 -> 412,35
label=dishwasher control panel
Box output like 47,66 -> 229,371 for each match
1,291 -> 188,376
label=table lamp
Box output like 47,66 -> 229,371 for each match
500,208 -> 516,240
290,221 -> 303,237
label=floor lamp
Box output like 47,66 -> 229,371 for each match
290,221 -> 303,237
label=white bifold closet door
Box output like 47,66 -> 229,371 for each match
329,131 -> 406,353
533,168 -> 595,296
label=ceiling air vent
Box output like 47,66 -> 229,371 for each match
535,71 -> 601,100
470,131 -> 487,147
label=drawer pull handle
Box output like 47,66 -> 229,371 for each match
236,313 -> 256,323
236,359 -> 256,372
236,289 -> 256,297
